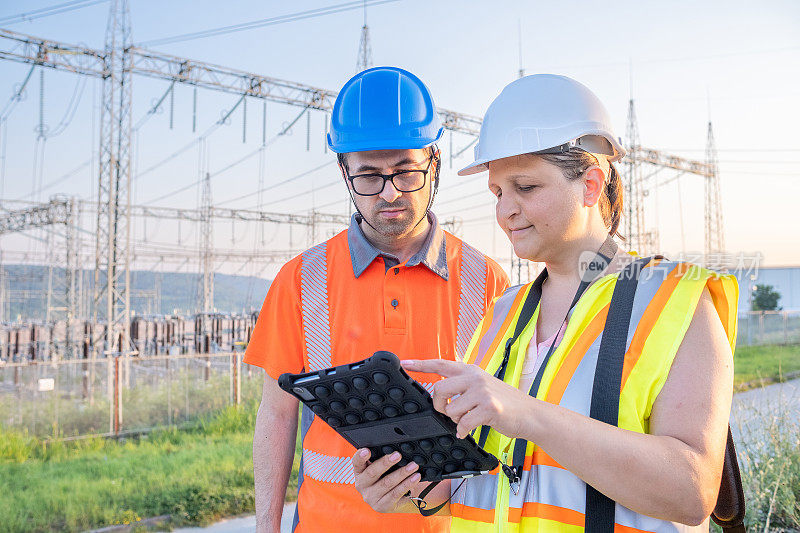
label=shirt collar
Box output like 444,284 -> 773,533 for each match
347,212 -> 448,280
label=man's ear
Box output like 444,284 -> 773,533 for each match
431,147 -> 441,185
583,166 -> 605,207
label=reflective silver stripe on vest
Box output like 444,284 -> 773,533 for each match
302,449 -> 357,484
452,470 -> 499,514
509,466 -> 684,532
472,285 -> 525,369
300,242 -> 332,371
456,242 -> 487,358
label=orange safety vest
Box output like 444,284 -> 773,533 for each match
243,226 -> 509,533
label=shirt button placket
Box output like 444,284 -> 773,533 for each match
385,266 -> 405,332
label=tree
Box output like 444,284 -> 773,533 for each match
751,284 -> 781,311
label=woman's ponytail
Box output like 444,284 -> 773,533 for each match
604,163 -> 624,240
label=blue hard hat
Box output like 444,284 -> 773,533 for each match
327,66 -> 444,154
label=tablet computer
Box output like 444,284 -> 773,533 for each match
278,351 -> 499,482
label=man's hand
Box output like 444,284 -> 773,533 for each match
352,448 -> 421,513
401,358 -> 532,439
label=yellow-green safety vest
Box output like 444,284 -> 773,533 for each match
450,259 -> 738,533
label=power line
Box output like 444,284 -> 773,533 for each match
46,76 -> 87,137
439,199 -> 494,218
0,65 -> 36,121
659,148 -> 800,153
436,187 -> 491,207
314,195 -> 349,210
138,0 -> 400,47
718,160 -> 800,164
0,0 -> 108,25
215,160 -> 335,207
8,160 -> 90,201
257,178 -> 340,209
135,122 -> 222,184
140,106 -> 312,205
532,45 -> 800,72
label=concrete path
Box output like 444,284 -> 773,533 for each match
168,503 -> 295,533
167,379 -> 800,533
730,377 -> 800,450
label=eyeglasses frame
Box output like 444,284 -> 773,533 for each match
344,156 -> 435,197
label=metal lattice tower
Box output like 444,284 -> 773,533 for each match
624,98 -> 648,254
93,0 -> 132,355
0,252 -> 5,323
704,120 -> 724,257
0,198 -> 80,354
44,197 -> 80,357
0,23 -> 727,336
356,0 -> 373,72
200,157 -> 214,313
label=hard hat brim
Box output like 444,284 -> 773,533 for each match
457,135 -> 626,177
457,159 -> 489,176
327,128 -> 443,154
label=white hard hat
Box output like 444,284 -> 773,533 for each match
458,74 -> 625,176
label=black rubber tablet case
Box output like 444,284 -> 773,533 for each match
279,351 -> 498,482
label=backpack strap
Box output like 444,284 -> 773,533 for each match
711,426 -> 746,533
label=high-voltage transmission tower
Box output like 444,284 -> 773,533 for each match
0,5 -> 481,356
705,121 -> 724,256
623,99 -> 722,258
200,168 -> 214,313
0,198 -> 80,355
624,98 -> 648,253
0,5 -> 726,347
356,0 -> 373,72
94,0 -> 133,355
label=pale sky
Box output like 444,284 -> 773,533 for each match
1,0 -> 799,281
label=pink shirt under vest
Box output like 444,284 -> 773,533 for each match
518,320 -> 567,394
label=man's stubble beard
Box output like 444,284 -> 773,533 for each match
368,208 -> 419,237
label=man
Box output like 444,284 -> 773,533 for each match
244,66 -> 509,533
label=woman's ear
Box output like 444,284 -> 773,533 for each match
583,166 -> 606,207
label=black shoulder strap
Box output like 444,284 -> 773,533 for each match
584,257 -> 648,533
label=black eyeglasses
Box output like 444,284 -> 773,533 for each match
345,156 -> 434,196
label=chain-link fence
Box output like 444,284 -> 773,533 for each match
4,311 -> 798,440
0,352 -> 263,439
737,311 -> 800,346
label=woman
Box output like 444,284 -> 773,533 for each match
351,74 -> 738,532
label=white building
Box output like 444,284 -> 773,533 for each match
733,266 -> 800,314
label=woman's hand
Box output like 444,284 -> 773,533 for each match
352,448 -> 421,513
401,359 -> 533,439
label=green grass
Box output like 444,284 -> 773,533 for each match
1,343 -> 797,532
734,344 -> 800,391
730,393 -> 800,530
0,402 -> 300,533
